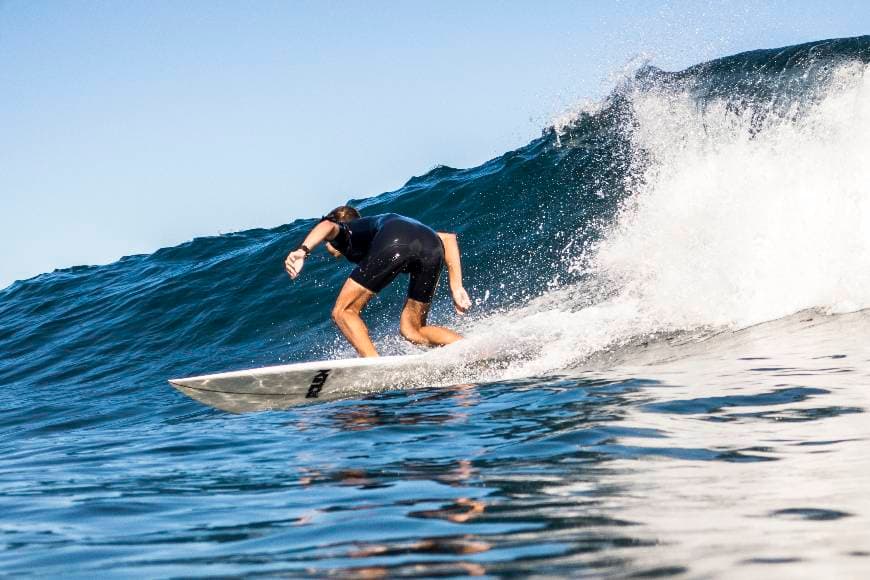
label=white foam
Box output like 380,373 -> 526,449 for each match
454,61 -> 870,376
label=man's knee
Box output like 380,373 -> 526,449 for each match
332,305 -> 349,326
399,320 -> 425,344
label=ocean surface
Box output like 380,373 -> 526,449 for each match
3,36 -> 870,577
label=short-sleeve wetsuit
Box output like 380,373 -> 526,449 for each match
326,213 -> 445,303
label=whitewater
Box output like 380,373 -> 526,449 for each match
450,42 -> 870,378
2,36 -> 870,577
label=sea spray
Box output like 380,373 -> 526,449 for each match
453,54 -> 870,377
598,60 -> 870,327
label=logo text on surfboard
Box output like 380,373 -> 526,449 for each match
306,369 -> 331,398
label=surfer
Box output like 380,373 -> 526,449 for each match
284,207 -> 472,357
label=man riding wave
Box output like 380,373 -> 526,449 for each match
285,206 -> 471,357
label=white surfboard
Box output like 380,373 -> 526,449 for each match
169,354 -> 447,413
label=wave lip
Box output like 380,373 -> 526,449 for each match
454,36 -> 870,376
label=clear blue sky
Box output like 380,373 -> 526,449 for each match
2,0 -> 868,288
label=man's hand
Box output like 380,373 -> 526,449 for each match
285,249 -> 307,279
451,286 -> 471,314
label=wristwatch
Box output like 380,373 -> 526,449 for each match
297,244 -> 312,258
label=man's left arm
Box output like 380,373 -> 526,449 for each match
437,232 -> 471,314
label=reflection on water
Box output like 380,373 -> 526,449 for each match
2,311 -> 870,576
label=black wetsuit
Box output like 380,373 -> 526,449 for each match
327,213 -> 444,303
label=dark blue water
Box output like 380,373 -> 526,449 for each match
3,36 -> 870,577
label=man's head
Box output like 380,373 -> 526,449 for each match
323,205 -> 360,258
324,205 -> 360,223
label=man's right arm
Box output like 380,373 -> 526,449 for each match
285,221 -> 340,279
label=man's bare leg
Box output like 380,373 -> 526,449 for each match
332,279 -> 378,357
399,298 -> 463,347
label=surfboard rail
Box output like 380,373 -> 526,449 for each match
169,354 -> 431,412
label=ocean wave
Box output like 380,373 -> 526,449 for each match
2,36 -> 870,413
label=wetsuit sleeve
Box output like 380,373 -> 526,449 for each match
320,221 -> 348,256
